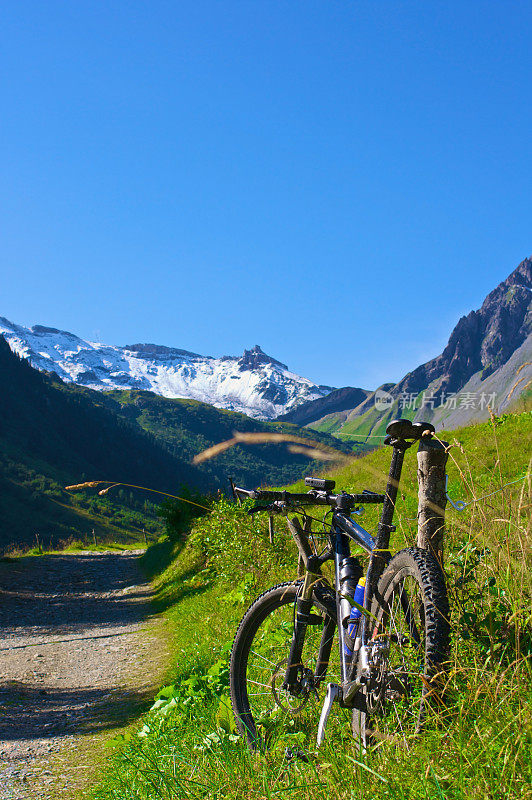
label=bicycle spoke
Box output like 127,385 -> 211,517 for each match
234,588 -> 340,743
247,679 -> 272,689
370,573 -> 428,745
250,650 -> 276,666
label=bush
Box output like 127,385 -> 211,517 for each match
159,489 -> 213,543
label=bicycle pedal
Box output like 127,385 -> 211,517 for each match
316,683 -> 341,748
284,747 -> 310,763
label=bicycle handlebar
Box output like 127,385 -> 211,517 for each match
233,485 -> 385,508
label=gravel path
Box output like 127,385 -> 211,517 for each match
0,550 -> 169,799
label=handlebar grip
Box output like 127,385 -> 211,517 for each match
233,487 -> 260,501
234,486 -> 314,503
254,490 -> 315,503
252,489 -> 286,501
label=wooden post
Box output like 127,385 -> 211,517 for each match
268,516 -> 274,545
416,437 -> 449,565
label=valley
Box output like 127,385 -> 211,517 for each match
1,255 -> 531,552
1,258 -> 530,796
0,338 -> 350,551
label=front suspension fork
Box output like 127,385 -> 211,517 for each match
282,569 -> 321,691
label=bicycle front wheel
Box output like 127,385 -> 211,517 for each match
352,547 -> 450,749
230,581 -> 339,749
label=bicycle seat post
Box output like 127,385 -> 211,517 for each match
356,426 -> 414,655
377,436 -> 410,547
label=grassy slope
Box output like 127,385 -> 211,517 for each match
310,398 -> 416,441
92,411 -> 532,800
88,388 -> 354,488
0,340 -> 201,549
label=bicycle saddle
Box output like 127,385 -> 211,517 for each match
385,418 -> 435,441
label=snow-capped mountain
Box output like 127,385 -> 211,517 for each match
0,317 -> 333,420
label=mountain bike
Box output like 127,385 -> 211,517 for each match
229,418 -> 450,752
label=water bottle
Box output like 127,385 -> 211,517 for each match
343,577 -> 366,657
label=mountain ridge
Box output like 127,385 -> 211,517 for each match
0,319 -> 333,421
395,256 -> 532,397
277,386 -> 371,426
2,255 -> 530,438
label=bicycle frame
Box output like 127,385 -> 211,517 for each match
340,440 -> 408,691
284,439 -> 410,706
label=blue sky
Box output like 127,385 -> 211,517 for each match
1,1 -> 530,388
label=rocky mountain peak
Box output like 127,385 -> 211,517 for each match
290,255 -> 532,437
238,345 -> 288,371
398,255 -> 532,395
0,319 -> 331,420
501,255 -> 532,291
477,257 -> 532,377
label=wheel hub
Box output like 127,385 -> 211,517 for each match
271,659 -> 315,713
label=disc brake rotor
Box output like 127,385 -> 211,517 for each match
271,659 -> 312,714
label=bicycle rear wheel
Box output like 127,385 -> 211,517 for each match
230,581 -> 339,749
352,547 -> 450,749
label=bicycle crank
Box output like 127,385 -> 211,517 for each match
316,683 -> 341,747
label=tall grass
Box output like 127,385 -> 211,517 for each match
92,411 -> 532,800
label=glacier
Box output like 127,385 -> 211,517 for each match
0,317 -> 333,420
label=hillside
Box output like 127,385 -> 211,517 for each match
293,256 -> 532,440
0,337 -> 211,549
277,385 -> 370,426
87,388 -> 352,489
91,408 -> 532,800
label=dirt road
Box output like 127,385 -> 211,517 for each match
0,550 -> 169,799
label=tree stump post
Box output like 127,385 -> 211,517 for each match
416,437 -> 449,565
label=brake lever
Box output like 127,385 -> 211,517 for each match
247,505 -> 272,515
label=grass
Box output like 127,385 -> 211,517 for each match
90,410 -> 532,800
1,535 -> 155,560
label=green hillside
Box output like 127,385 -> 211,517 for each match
0,338 -> 211,549
310,401 -> 398,440
93,409 -> 532,800
79,387 -> 353,489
